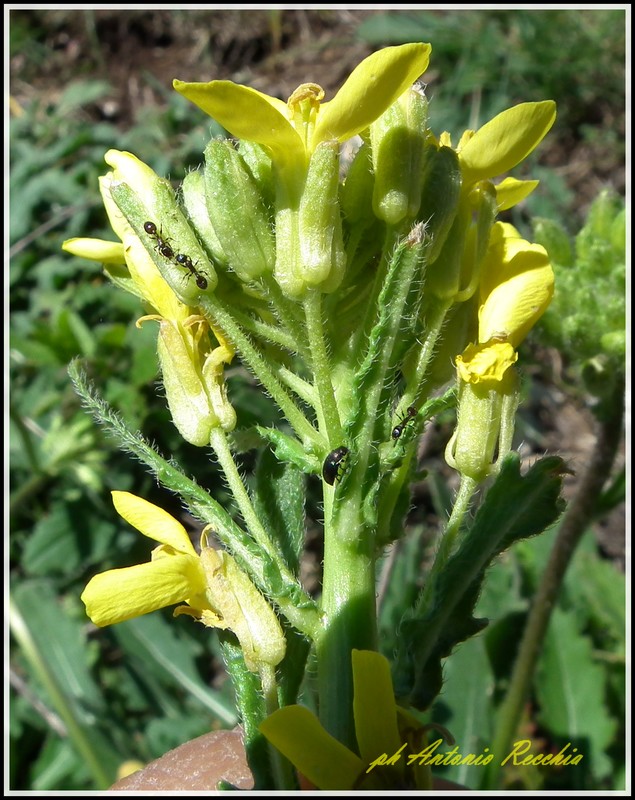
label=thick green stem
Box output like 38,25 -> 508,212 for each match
317,488 -> 377,750
483,377 -> 624,789
303,289 -> 343,444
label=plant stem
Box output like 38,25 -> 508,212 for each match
483,377 -> 625,788
303,289 -> 343,444
317,486 -> 378,750
209,427 -> 322,641
202,294 -> 322,448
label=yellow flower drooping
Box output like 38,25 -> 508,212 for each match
81,492 -> 285,672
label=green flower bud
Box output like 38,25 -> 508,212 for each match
238,140 -> 275,209
445,367 -> 519,482
418,145 -> 462,263
110,180 -> 217,306
297,140 -> 346,288
426,194 -> 470,300
181,169 -> 229,269
370,84 -> 429,226
204,139 -> 275,282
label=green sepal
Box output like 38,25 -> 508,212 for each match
181,168 -> 229,268
204,138 -> 275,282
370,86 -> 429,226
392,453 -> 567,710
110,181 -> 217,305
298,140 -> 346,290
417,145 -> 462,264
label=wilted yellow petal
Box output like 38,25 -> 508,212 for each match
456,341 -> 518,385
111,491 -> 197,555
260,705 -> 364,789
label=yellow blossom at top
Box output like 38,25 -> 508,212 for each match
174,44 -> 431,189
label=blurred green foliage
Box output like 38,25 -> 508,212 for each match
9,9 -> 625,791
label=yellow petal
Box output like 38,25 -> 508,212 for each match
81,555 -> 204,626
173,79 -> 303,166
479,231 -> 554,346
459,101 -> 556,184
122,232 -> 186,319
62,237 -> 125,265
456,341 -> 518,385
495,177 -> 539,211
352,650 -> 403,774
111,491 -> 197,555
314,43 -> 431,147
260,705 -> 364,790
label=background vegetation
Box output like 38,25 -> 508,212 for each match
8,8 -> 626,791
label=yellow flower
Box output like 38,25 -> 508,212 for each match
447,224 -> 553,479
64,150 -> 235,444
174,44 -> 430,191
81,492 -> 285,672
478,222 -> 555,347
260,650 -> 433,790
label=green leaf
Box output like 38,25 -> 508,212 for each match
255,426 -> 320,474
12,581 -> 106,721
24,500 -> 117,577
254,448 -> 306,575
393,454 -> 566,709
112,614 -> 238,726
431,635 -> 494,787
536,607 -> 616,779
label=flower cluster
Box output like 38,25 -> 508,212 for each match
65,42 -> 557,789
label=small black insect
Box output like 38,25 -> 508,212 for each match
176,253 -> 208,290
322,446 -> 350,486
392,406 -> 417,440
144,220 -> 174,259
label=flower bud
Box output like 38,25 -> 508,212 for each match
445,359 -> 519,482
181,169 -> 229,269
297,140 -> 346,290
182,546 -> 286,672
370,84 -> 429,226
204,139 -> 275,282
417,144 -> 462,263
157,317 -> 236,446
